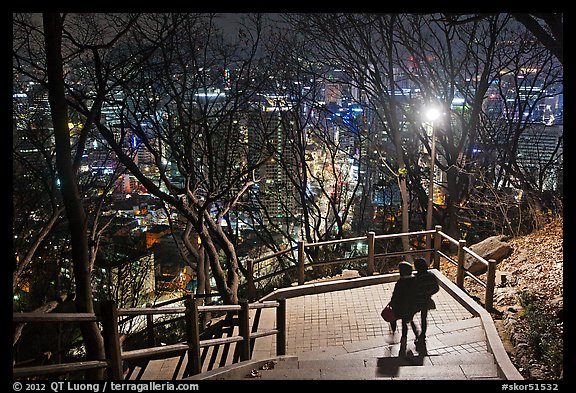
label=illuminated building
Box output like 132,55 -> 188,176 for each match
247,94 -> 298,223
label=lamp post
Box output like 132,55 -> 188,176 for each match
424,106 -> 441,252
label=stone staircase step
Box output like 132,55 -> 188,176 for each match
306,353 -> 494,368
252,318 -> 500,380
425,352 -> 498,365
253,362 -> 500,380
274,358 -> 367,369
243,337 -> 502,380
239,341 -> 502,381
136,359 -> 164,380
126,366 -> 142,380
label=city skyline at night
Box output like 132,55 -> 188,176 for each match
12,13 -> 563,381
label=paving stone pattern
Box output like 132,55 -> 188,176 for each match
252,281 -> 479,359
137,281 -> 500,380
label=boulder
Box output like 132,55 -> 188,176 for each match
464,235 -> 513,275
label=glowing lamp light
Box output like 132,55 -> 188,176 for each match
424,107 -> 442,122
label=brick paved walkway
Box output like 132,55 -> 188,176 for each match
139,271 -> 523,380
251,280 -> 478,359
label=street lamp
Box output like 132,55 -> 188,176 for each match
423,106 -> 442,252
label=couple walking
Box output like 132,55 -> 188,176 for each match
389,258 -> 439,356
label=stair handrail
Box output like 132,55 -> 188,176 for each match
434,225 -> 498,310
14,227 -> 499,380
246,226 -> 497,311
12,297 -> 286,380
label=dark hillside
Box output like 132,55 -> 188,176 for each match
444,217 -> 563,380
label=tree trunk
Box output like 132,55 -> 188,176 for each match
13,293 -> 73,348
43,13 -> 105,379
200,225 -> 239,305
386,14 -> 411,255
443,165 -> 462,242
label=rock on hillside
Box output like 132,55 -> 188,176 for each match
455,216 -> 563,380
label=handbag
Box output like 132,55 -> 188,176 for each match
381,303 -> 396,322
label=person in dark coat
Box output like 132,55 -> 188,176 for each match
413,257 -> 440,351
390,261 -> 420,355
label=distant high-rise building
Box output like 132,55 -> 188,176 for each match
247,94 -> 298,223
516,124 -> 563,191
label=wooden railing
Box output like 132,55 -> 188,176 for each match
12,312 -> 109,379
246,225 -> 497,309
432,226 -> 498,310
13,297 -> 286,380
14,225 -> 498,380
245,230 -> 434,300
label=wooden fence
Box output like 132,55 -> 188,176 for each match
14,225 -> 497,380
247,225 -> 497,309
13,297 -> 286,380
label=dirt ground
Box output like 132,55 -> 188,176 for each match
439,217 -> 563,379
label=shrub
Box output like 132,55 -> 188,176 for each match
518,290 -> 563,377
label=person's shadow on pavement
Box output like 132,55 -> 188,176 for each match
374,336 -> 434,377
375,350 -> 424,377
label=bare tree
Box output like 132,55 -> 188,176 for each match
285,13 -> 444,253
12,93 -> 65,293
284,13 -> 563,245
83,14 -> 280,304
254,32 -> 366,243
511,14 -> 562,65
14,12 -> 148,377
42,13 -> 106,378
474,25 -> 563,232
385,14 -> 514,241
447,13 -> 563,65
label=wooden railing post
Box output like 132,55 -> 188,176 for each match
247,259 -> 256,302
456,239 -> 467,288
298,241 -> 305,285
485,259 -> 497,311
145,303 -> 155,347
433,225 -> 442,270
276,298 -> 286,356
239,299 -> 251,361
367,232 -> 375,276
101,301 -> 123,380
184,296 -> 201,375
